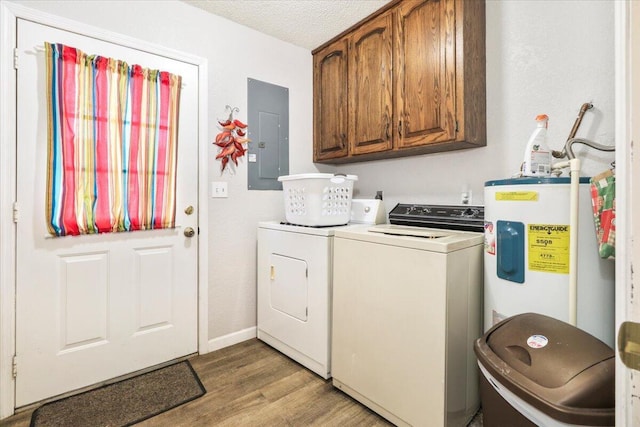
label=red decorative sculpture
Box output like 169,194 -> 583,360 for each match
214,105 -> 250,171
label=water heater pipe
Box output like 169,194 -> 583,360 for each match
551,158 -> 581,326
552,102 -> 594,159
565,137 -> 615,160
567,158 -> 580,326
563,137 -> 613,325
554,138 -> 613,326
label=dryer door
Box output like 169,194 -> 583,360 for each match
270,254 -> 308,321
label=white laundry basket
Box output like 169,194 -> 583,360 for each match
278,173 -> 357,226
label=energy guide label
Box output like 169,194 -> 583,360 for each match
527,224 -> 570,274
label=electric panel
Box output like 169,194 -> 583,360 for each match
247,78 -> 289,190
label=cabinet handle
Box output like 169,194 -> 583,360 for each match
398,120 -> 403,137
385,120 -> 390,140
341,133 -> 346,148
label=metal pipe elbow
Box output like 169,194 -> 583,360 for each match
564,137 -> 615,160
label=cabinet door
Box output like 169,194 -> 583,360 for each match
313,39 -> 349,161
348,11 -> 393,156
395,0 -> 456,149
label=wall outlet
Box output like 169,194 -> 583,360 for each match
211,181 -> 228,198
461,190 -> 472,205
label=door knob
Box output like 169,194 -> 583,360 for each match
619,321 -> 640,371
184,205 -> 194,215
184,227 -> 196,238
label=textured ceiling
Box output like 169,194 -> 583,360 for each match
182,0 -> 392,50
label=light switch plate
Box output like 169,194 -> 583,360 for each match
211,181 -> 228,198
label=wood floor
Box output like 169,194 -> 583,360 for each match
2,339 -> 394,426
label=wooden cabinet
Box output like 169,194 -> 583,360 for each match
395,0 -> 456,149
313,39 -> 348,161
312,0 -> 486,164
348,10 -> 393,156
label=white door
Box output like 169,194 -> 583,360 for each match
15,19 -> 199,406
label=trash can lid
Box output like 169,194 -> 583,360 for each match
486,313 -> 613,389
475,313 -> 615,426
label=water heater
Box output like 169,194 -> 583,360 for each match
483,177 -> 615,346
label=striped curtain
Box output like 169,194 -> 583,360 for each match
44,42 -> 182,236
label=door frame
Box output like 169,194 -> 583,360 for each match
615,1 -> 634,425
0,1 -> 209,418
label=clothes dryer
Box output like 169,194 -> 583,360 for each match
256,199 -> 384,379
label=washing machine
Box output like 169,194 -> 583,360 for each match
256,199 -> 384,379
331,204 -> 484,427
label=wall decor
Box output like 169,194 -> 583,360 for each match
45,42 -> 182,236
214,105 -> 250,172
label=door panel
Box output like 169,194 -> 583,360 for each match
60,253 -> 109,349
15,19 -> 199,406
348,11 -> 393,155
395,0 -> 456,148
135,247 -> 173,331
313,39 -> 349,161
270,254 -> 308,322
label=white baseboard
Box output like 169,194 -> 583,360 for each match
207,326 -> 257,353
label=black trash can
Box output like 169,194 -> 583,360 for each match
474,313 -> 614,426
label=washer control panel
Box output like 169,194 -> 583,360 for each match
388,204 -> 484,232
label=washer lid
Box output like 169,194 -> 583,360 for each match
334,224 -> 482,252
368,224 -> 451,239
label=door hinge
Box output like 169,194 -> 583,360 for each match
12,202 -> 19,223
13,48 -> 19,70
12,355 -> 17,379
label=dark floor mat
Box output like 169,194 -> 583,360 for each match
30,360 -> 205,427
